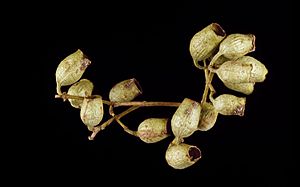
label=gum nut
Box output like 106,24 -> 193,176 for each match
80,97 -> 104,127
223,81 -> 255,95
165,143 -> 201,169
109,78 -> 142,102
189,23 -> 226,67
137,118 -> 169,143
211,94 -> 246,116
198,102 -> 218,131
237,56 -> 268,82
67,79 -> 94,108
219,34 -> 256,59
216,60 -> 253,84
171,98 -> 201,138
55,49 -> 91,91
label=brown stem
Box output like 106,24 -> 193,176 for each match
88,106 -> 140,140
55,93 -> 180,107
201,72 -> 215,104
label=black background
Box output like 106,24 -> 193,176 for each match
6,1 -> 293,186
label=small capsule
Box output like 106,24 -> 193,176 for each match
237,56 -> 268,82
189,23 -> 226,68
165,142 -> 201,169
198,102 -> 218,131
219,34 -> 256,59
67,79 -> 94,108
223,81 -> 255,95
55,49 -> 91,94
171,98 -> 201,138
215,60 -> 253,84
109,78 -> 142,102
211,94 -> 246,116
80,97 -> 104,127
215,56 -> 268,84
137,118 -> 169,143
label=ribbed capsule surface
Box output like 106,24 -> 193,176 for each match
165,143 -> 201,169
109,78 -> 142,102
198,102 -> 218,131
189,23 -> 226,68
211,94 -> 246,116
171,98 -> 201,138
219,34 -> 256,59
55,49 -> 91,93
80,97 -> 104,127
67,79 -> 94,108
137,118 -> 169,143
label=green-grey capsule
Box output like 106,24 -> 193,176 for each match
165,142 -> 201,169
211,94 -> 246,116
198,102 -> 218,131
80,97 -> 104,127
223,81 -> 255,95
237,56 -> 268,82
67,79 -> 94,108
109,78 -> 142,102
171,98 -> 201,138
219,34 -> 256,59
189,23 -> 226,68
215,60 -> 253,83
55,49 -> 91,94
137,118 -> 169,143
215,56 -> 268,84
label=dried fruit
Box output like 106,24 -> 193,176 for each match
198,102 -> 218,131
165,142 -> 201,169
171,98 -> 201,139
137,118 -> 169,143
223,81 -> 255,95
210,94 -> 246,116
80,97 -> 104,127
218,34 -> 256,59
190,23 -> 226,68
215,56 -> 268,84
55,49 -> 91,94
67,79 -> 94,108
109,78 -> 142,102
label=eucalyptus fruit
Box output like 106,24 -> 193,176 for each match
55,49 -> 91,94
165,142 -> 201,169
190,23 -> 226,68
80,97 -> 104,128
210,94 -> 246,116
137,118 -> 169,143
109,78 -> 142,102
54,23 -> 268,170
171,98 -> 201,139
198,102 -> 218,131
67,79 -> 94,108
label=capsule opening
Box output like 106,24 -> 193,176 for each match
212,23 -> 226,37
188,146 -> 201,161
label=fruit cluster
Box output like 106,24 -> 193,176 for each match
55,23 -> 268,169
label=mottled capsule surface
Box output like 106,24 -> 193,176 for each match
171,98 -> 201,138
109,78 -> 142,102
211,94 -> 246,116
67,79 -> 94,108
80,97 -> 104,127
223,81 -> 255,95
55,49 -> 91,94
165,143 -> 201,169
198,102 -> 218,131
137,118 -> 169,143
